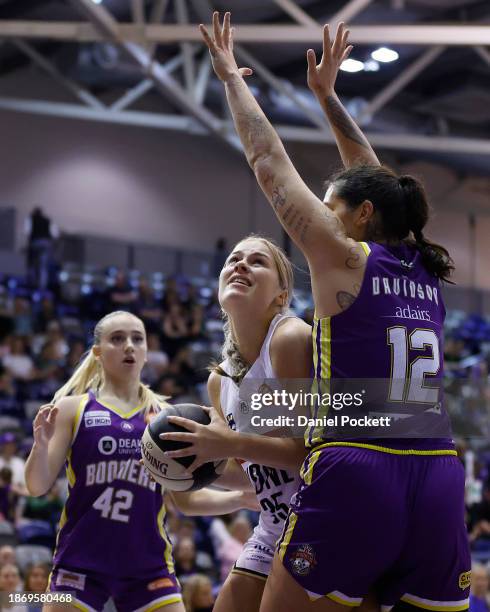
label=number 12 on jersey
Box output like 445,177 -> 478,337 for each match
387,326 -> 440,404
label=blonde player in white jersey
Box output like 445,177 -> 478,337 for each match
160,234 -> 311,612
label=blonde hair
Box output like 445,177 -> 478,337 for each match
182,574 -> 213,612
215,235 -> 294,383
53,311 -> 168,414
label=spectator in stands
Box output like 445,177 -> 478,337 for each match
12,298 -> 33,338
136,278 -> 163,334
0,546 -> 16,569
0,433 -> 26,492
2,336 -> 34,382
155,374 -> 186,404
168,346 -> 205,393
63,340 -> 86,379
209,513 -> 252,583
25,206 -> 58,291
142,334 -> 169,385
469,480 -> 490,546
0,563 -> 27,611
181,284 -> 200,316
0,365 -> 17,416
24,563 -> 50,593
212,237 -> 228,278
33,296 -> 57,335
188,304 -> 206,341
161,303 -> 189,357
107,271 -> 138,312
162,277 -> 181,312
182,574 -> 215,612
19,480 -> 63,531
173,537 -> 214,585
0,467 -> 17,523
470,564 -> 489,611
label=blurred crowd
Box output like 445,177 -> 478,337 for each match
0,268 -> 489,608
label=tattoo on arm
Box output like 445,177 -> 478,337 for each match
336,291 -> 357,311
345,246 -> 365,269
325,96 -> 370,150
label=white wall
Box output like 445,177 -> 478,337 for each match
0,109 -> 489,289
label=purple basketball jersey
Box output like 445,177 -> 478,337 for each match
53,393 -> 174,577
307,241 -> 453,451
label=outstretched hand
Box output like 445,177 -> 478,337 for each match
307,22 -> 352,98
199,11 -> 253,82
33,404 -> 58,449
159,406 -> 237,473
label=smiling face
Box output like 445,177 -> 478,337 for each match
93,313 -> 147,383
218,238 -> 287,320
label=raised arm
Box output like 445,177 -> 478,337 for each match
200,12 -> 354,268
24,397 -> 78,496
306,23 -> 380,168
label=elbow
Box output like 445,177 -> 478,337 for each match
25,481 -> 48,497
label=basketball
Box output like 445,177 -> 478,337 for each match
141,403 -> 227,491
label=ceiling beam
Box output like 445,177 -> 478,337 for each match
70,0 -> 240,151
10,38 -> 105,109
358,46 -> 445,125
1,22 -> 490,46
1,96 -> 489,156
329,0 -> 374,25
270,0 -> 318,27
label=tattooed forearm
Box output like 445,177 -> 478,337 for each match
336,291 -> 357,311
324,96 -> 369,150
271,185 -> 287,209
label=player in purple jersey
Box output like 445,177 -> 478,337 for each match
24,311 -> 257,612
198,12 -> 471,612
156,236 -> 311,612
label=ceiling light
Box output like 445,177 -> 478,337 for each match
364,59 -> 380,72
340,58 -> 364,73
371,47 -> 399,63
91,0 -> 103,4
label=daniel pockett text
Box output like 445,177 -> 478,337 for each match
248,389 -> 391,430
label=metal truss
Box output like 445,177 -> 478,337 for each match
0,0 -> 488,156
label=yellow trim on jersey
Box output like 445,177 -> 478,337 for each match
71,394 -> 88,442
312,441 -> 457,457
231,568 -> 268,582
72,600 -> 92,612
400,595 -> 469,612
93,397 -> 144,419
306,317 -> 332,447
66,450 -> 76,488
300,450 -> 322,486
278,512 -> 298,562
140,595 -> 183,611
359,241 -> 371,256
157,501 -> 175,574
327,591 -> 363,607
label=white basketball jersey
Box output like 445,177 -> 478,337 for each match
220,313 -> 302,545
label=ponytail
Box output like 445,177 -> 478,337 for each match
398,174 -> 454,283
330,166 -> 454,282
52,311 -> 169,414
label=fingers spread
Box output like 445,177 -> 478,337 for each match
213,11 -> 223,47
322,24 -> 331,61
342,45 -> 353,63
223,11 -> 231,48
306,48 -> 317,72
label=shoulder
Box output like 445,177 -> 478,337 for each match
207,370 -> 223,410
54,395 -> 87,423
270,317 -> 312,378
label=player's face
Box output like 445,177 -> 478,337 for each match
95,314 -> 147,380
219,239 -> 285,316
324,184 -> 365,241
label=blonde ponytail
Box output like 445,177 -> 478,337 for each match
52,310 -> 169,415
52,350 -> 101,404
